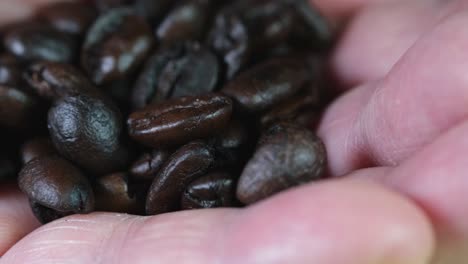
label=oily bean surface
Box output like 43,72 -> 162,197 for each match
128,94 -> 232,148
236,122 -> 327,204
4,23 -> 78,63
146,141 -> 215,215
82,8 -> 154,85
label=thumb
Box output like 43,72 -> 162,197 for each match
2,179 -> 434,264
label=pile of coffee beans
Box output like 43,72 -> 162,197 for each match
0,0 -> 333,224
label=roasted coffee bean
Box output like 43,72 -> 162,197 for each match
130,149 -> 172,181
3,23 -> 79,63
48,94 -> 129,175
37,2 -> 98,36
134,0 -> 173,23
222,58 -> 314,113
29,200 -> 71,224
18,156 -> 95,223
24,62 -> 101,101
82,8 -> 154,85
95,172 -> 144,214
181,171 -> 236,209
0,85 -> 39,130
0,54 -> 22,86
128,93 -> 232,148
210,120 -> 250,167
260,88 -> 320,127
20,137 -> 56,165
156,0 -> 215,44
146,141 -> 215,215
236,122 -> 327,204
131,42 -> 220,109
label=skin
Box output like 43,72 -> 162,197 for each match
0,0 -> 467,263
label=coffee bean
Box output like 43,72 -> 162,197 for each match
29,200 -> 72,224
130,149 -> 173,181
222,58 -> 314,113
20,137 -> 56,165
18,156 -> 95,223
95,172 -> 145,214
146,141 -> 215,215
37,2 -> 98,36
128,93 -> 232,148
3,23 -> 79,63
0,85 -> 39,130
131,42 -> 220,109
156,0 -> 215,44
48,94 -> 129,175
181,171 -> 236,209
24,62 -> 101,101
236,122 -> 327,204
82,8 -> 154,85
210,120 -> 250,167
0,53 -> 22,86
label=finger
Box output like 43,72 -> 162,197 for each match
319,8 -> 468,176
0,184 -> 40,255
352,119 -> 468,263
331,0 -> 447,88
2,180 -> 434,264
0,0 -> 71,25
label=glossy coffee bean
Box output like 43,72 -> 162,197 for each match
37,2 -> 98,35
146,141 -> 215,215
18,156 -> 95,223
20,137 -> 56,165
128,93 -> 232,148
24,62 -> 101,101
181,171 -> 236,209
95,172 -> 144,214
48,94 -> 129,175
130,149 -> 172,181
0,85 -> 39,130
156,0 -> 215,44
131,42 -> 220,109
3,23 -> 78,63
222,58 -> 313,113
82,8 -> 154,85
236,122 -> 327,204
0,53 -> 22,86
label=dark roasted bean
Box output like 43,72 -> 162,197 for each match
236,122 -> 327,204
210,120 -> 250,167
3,23 -> 79,62
95,172 -> 145,214
24,62 -> 101,101
81,8 -> 154,85
37,2 -> 98,35
20,137 -> 56,165
222,58 -> 314,113
0,54 -> 22,86
181,171 -> 236,209
18,156 -> 95,223
131,42 -> 220,109
0,85 -> 39,130
48,94 -> 129,175
128,93 -> 232,148
146,141 -> 215,215
156,0 -> 215,44
130,149 -> 172,181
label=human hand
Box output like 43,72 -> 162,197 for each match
0,0 -> 466,263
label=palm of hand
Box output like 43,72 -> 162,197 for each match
0,0 -> 467,263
